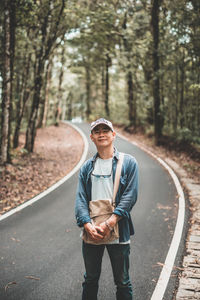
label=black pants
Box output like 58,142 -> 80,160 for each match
82,242 -> 133,300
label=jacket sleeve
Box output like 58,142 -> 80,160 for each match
75,169 -> 91,227
113,156 -> 138,218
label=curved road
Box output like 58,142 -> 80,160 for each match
0,123 -> 185,300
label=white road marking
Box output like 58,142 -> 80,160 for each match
0,122 -> 89,222
117,133 -> 185,300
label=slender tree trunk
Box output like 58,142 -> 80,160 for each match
127,71 -> 136,127
151,0 -> 162,145
179,52 -> 185,129
0,0 -> 14,164
101,66 -> 105,105
105,54 -> 111,118
13,53 -> 31,148
61,98 -> 67,121
25,58 -> 44,152
13,90 -> 31,148
122,12 -> 136,128
173,64 -> 179,134
67,92 -> 72,120
8,0 -> 16,158
42,59 -> 52,127
55,47 -> 65,125
37,57 -> 52,128
85,65 -> 91,119
197,57 -> 200,131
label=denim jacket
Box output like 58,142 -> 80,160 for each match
75,148 -> 138,242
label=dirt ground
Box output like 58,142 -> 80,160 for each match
0,122 -> 84,215
115,125 -> 200,185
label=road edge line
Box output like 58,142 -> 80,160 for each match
117,132 -> 185,300
0,122 -> 89,222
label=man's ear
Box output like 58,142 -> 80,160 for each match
90,133 -> 94,142
112,131 -> 116,138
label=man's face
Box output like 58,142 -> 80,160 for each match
90,124 -> 116,148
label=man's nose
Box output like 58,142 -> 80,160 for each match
99,130 -> 104,135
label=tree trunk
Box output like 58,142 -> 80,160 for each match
101,66 -> 105,106
54,47 -> 65,125
37,58 -> 52,128
0,0 -> 14,164
173,64 -> 179,134
42,59 -> 52,127
67,92 -> 73,120
25,58 -> 44,152
85,65 -> 91,119
13,53 -> 31,148
127,70 -> 136,127
8,0 -> 16,158
122,12 -> 136,128
198,57 -> 200,131
179,52 -> 185,129
105,54 -> 111,118
151,0 -> 162,145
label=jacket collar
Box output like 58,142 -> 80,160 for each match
91,147 -> 119,162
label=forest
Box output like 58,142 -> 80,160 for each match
0,0 -> 200,165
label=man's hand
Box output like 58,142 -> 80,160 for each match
84,222 -> 104,241
96,222 -> 110,238
97,214 -> 122,237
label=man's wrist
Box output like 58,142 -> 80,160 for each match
105,220 -> 113,231
106,214 -> 122,228
84,222 -> 92,228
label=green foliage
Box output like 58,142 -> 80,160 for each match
176,128 -> 200,144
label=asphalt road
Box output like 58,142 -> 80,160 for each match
0,123 -> 184,300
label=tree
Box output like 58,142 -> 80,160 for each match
150,0 -> 163,145
0,0 -> 16,164
54,44 -> 66,125
68,1 -> 120,119
1,0 -> 199,159
121,10 -> 136,128
13,48 -> 32,148
25,0 -> 65,152
157,0 -> 200,142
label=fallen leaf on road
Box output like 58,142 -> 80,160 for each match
152,262 -> 165,268
173,266 -> 184,271
25,276 -> 40,281
11,237 -> 20,243
157,204 -> 172,210
157,262 -> 165,267
5,281 -> 17,292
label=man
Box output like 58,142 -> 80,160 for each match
75,118 -> 138,300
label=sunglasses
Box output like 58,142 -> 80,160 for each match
91,166 -> 113,179
91,173 -> 112,179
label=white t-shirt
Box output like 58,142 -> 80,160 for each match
91,157 -> 113,201
91,157 -> 130,245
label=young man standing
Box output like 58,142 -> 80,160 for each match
75,118 -> 138,300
